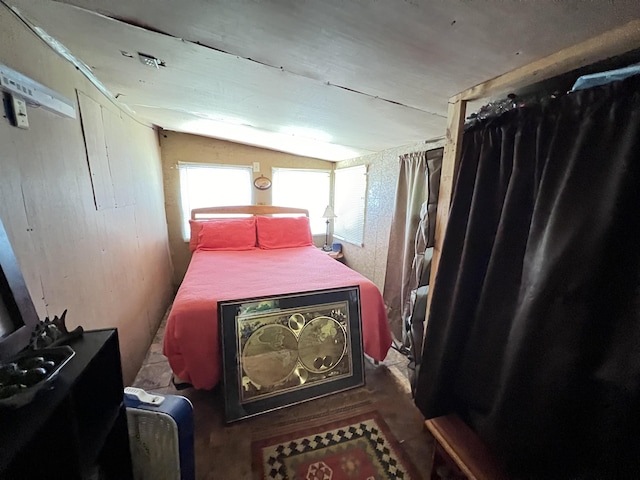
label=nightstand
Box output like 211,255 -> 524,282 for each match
326,251 -> 345,263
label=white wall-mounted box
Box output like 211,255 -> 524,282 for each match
0,63 -> 76,119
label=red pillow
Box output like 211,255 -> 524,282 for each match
256,216 -> 313,249
195,217 -> 257,251
188,219 -> 209,252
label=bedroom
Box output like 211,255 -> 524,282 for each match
1,1 -> 640,479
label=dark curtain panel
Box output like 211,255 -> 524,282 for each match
384,151 -> 428,342
414,75 -> 640,479
383,149 -> 442,344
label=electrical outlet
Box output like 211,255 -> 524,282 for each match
11,95 -> 28,129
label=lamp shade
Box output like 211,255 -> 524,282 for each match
322,205 -> 337,219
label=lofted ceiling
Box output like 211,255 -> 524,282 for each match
6,0 -> 640,160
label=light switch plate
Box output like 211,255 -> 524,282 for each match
253,162 -> 260,172
11,95 -> 29,129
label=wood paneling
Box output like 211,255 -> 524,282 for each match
78,92 -> 136,209
425,100 -> 466,325
0,5 -> 173,384
102,108 -> 135,208
77,91 -> 115,210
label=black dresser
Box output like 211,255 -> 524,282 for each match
0,329 -> 133,480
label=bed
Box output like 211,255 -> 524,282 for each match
163,205 -> 392,390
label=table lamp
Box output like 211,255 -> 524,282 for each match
322,205 -> 336,251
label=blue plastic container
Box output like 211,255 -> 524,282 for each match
124,388 -> 195,480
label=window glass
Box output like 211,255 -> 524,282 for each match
178,163 -> 252,240
334,165 -> 367,245
272,168 -> 331,235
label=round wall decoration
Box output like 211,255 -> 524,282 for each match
253,175 -> 272,190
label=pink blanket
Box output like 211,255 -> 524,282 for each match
163,246 -> 392,390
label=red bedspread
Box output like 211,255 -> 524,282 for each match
163,246 -> 392,390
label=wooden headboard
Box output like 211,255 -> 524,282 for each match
191,205 -> 309,220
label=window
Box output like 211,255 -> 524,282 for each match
334,165 -> 367,246
178,162 -> 252,240
272,168 -> 330,235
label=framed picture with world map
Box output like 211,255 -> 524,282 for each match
219,286 -> 364,422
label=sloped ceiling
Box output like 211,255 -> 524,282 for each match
7,0 -> 640,160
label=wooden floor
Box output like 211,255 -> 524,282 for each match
132,315 -> 434,479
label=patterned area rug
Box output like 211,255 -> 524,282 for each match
252,410 -> 421,480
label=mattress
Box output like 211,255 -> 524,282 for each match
163,246 -> 392,390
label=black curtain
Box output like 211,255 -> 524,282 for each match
414,74 -> 640,479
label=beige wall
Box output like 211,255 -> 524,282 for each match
0,6 -> 174,384
160,130 -> 334,284
336,139 -> 445,291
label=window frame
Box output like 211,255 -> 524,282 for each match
333,164 -> 367,247
177,162 -> 253,241
271,167 -> 332,236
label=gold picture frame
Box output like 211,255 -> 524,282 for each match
219,286 -> 364,422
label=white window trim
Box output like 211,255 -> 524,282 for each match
272,167 -> 331,236
333,164 -> 367,247
178,162 -> 253,240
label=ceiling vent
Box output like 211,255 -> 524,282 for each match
138,53 -> 164,68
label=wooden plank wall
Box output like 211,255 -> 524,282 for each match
425,100 -> 466,320
0,5 -> 174,384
